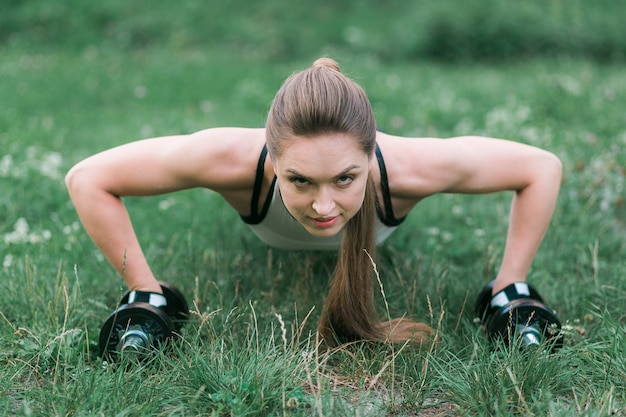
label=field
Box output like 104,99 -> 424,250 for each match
1,1 -> 626,415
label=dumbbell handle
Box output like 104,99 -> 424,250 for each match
119,325 -> 154,353
515,324 -> 542,349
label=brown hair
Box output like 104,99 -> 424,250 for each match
266,57 -> 433,347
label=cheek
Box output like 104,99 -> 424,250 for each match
336,184 -> 367,213
278,184 -> 307,214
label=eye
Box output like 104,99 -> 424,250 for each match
289,176 -> 309,187
336,175 -> 354,187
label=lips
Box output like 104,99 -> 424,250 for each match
310,216 -> 339,228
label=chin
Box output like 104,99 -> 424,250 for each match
304,224 -> 343,238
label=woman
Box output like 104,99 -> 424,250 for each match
65,58 -> 562,347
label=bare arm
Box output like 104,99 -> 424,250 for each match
380,134 -> 562,293
65,127 -> 265,292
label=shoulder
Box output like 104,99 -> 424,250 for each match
376,131 -> 561,199
187,127 -> 265,160
375,131 -> 459,199
170,127 -> 267,190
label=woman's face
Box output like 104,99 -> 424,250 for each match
273,133 -> 372,237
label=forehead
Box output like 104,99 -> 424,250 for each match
275,133 -> 370,175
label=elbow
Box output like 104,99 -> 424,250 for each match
544,150 -> 563,185
65,162 -> 93,200
517,150 -> 562,196
64,164 -> 81,196
65,161 -> 120,203
527,150 -> 562,198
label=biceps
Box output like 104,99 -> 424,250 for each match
68,136 -> 196,196
444,138 -> 561,193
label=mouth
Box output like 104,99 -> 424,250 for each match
310,216 -> 339,228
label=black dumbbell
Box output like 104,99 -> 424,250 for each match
99,302 -> 174,360
475,280 -> 563,350
99,282 -> 189,360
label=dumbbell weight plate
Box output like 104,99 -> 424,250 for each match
99,303 -> 174,360
159,282 -> 189,331
119,282 -> 189,331
475,281 -> 496,324
474,280 -> 545,324
487,298 -> 563,350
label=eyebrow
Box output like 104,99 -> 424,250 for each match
284,165 -> 361,181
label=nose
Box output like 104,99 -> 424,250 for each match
312,188 -> 336,216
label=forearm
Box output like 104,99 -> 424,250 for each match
67,180 -> 161,293
493,155 -> 562,293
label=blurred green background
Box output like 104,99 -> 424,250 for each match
2,0 -> 625,61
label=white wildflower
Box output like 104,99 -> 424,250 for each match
4,218 -> 29,243
343,26 -> 365,46
41,116 -> 54,131
390,115 -> 405,129
3,254 -> 13,268
134,85 -> 147,99
3,218 -> 51,244
385,74 -> 401,90
200,100 -> 213,113
427,227 -> 440,236
38,151 -> 63,179
140,124 -> 153,138
158,198 -> 176,211
0,154 -> 12,177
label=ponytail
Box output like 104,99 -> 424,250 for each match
318,178 -> 434,347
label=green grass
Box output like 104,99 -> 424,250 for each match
2,2 -> 626,416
